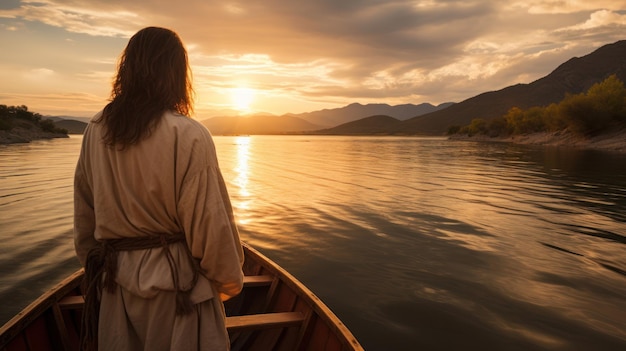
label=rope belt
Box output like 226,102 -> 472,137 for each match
81,233 -> 200,350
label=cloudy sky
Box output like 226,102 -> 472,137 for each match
1,0 -> 625,118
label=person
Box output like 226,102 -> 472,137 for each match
74,26 -> 244,351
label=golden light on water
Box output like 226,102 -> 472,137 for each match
233,136 -> 252,224
234,136 -> 251,196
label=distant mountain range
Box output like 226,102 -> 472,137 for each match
201,114 -> 323,135
200,102 -> 453,135
312,115 -> 402,135
49,103 -> 453,135
286,102 -> 454,127
51,39 -> 626,136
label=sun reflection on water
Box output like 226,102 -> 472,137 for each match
233,136 -> 252,224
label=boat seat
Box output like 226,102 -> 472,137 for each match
58,274 -> 273,311
225,311 -> 305,332
241,274 -> 274,287
58,295 -> 84,310
57,275 -> 301,333
58,295 -> 303,333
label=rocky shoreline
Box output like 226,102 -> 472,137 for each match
449,128 -> 626,154
0,128 -> 69,145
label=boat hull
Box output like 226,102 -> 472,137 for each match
0,243 -> 363,351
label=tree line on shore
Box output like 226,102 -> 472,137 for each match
0,104 -> 68,135
449,75 -> 626,137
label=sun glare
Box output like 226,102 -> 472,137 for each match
231,87 -> 255,112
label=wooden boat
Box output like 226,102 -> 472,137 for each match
0,242 -> 364,351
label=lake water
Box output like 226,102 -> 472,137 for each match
1,135 -> 625,350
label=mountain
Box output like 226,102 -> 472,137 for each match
54,119 -> 88,134
46,116 -> 92,124
47,116 -> 90,134
201,102 -> 453,135
291,102 -> 453,127
201,114 -> 322,135
397,39 -> 626,135
313,115 -> 402,135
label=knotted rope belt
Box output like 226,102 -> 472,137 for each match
81,233 -> 200,350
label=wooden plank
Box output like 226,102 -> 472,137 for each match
324,332 -> 343,351
225,312 -> 304,333
263,277 -> 281,312
50,303 -> 72,351
57,296 -> 84,310
293,307 -> 314,350
243,324 -> 285,351
3,333 -> 28,351
24,316 -> 53,351
304,317 -> 331,351
272,308 -> 313,351
242,275 -> 274,287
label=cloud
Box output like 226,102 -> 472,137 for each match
550,10 -> 626,46
1,0 -> 624,115
32,68 -> 54,75
563,10 -> 626,30
0,0 -> 137,37
24,68 -> 55,80
0,91 -> 105,116
512,1 -> 626,14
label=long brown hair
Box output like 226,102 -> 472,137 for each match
98,27 -> 194,147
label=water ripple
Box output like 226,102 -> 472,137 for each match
2,136 -> 625,350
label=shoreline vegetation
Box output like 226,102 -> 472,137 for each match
0,105 -> 68,145
448,75 -> 626,154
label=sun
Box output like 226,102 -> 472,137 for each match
231,87 -> 255,112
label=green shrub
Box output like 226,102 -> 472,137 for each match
487,117 -> 508,137
466,118 -> 487,136
453,75 -> 626,136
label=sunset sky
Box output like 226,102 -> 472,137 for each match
1,1 -> 625,119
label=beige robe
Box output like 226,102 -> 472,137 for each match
74,111 -> 244,351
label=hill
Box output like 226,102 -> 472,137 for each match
313,115 -> 402,135
47,117 -> 88,134
290,102 -> 453,127
397,39 -> 626,135
201,114 -> 322,135
46,116 -> 92,124
201,102 -> 453,135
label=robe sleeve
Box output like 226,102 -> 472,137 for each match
177,164 -> 244,301
73,150 -> 98,266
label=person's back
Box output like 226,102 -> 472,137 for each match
74,27 -> 244,351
